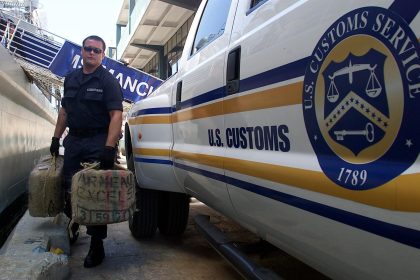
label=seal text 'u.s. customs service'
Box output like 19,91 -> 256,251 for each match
303,7 -> 420,190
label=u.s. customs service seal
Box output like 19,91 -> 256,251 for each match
302,7 -> 420,190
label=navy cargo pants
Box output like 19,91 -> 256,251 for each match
63,132 -> 107,239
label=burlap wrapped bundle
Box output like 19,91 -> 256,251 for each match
28,155 -> 64,217
71,163 -> 135,225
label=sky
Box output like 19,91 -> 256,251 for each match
37,0 -> 124,50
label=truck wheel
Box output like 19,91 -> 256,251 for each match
129,188 -> 159,238
127,154 -> 158,238
158,192 -> 190,236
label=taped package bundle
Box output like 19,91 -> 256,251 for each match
28,155 -> 64,217
71,164 -> 135,225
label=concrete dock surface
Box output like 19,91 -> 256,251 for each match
0,198 -> 328,280
68,200 -> 242,280
68,199 -> 327,280
0,211 -> 70,280
0,157 -> 327,280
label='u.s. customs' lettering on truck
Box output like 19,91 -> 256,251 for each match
208,128 -> 223,147
208,125 -> 290,152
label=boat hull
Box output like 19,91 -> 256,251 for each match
0,45 -> 57,214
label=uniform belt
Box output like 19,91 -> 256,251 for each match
69,127 -> 108,138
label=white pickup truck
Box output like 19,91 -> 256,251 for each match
125,1 -> 420,279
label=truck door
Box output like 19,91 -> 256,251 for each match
172,0 -> 239,215
223,0 -> 308,233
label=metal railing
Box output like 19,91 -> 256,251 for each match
0,9 -> 65,102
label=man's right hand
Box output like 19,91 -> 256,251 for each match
50,137 -> 60,156
100,146 -> 116,169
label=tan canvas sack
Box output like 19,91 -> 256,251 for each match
71,163 -> 135,225
28,155 -> 64,217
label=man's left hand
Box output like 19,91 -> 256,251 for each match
100,146 -> 116,169
50,137 -> 60,157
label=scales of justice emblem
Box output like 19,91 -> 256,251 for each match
321,49 -> 388,157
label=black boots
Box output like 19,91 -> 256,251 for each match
83,238 -> 105,268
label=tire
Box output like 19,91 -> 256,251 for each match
158,192 -> 190,236
127,154 -> 158,238
126,152 -> 135,172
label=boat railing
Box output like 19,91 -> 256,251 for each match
0,9 -> 65,106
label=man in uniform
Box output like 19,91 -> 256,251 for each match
50,35 -> 123,268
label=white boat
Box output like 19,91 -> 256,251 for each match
0,8 -> 59,214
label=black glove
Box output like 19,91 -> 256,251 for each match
100,146 -> 116,169
50,137 -> 60,157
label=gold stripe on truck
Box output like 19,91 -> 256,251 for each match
136,148 -> 420,212
129,81 -> 303,124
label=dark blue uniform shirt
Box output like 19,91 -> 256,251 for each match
62,66 -> 123,130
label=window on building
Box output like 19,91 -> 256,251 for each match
144,55 -> 159,77
191,0 -> 232,56
143,14 -> 195,79
163,14 -> 194,77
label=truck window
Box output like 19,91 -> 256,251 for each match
191,0 -> 232,56
250,0 -> 267,8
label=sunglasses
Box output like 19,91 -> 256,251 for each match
83,46 -> 103,54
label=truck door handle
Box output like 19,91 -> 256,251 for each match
176,81 -> 182,110
226,46 -> 241,95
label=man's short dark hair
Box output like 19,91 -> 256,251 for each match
82,35 -> 106,51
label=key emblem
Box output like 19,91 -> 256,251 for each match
334,123 -> 374,143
